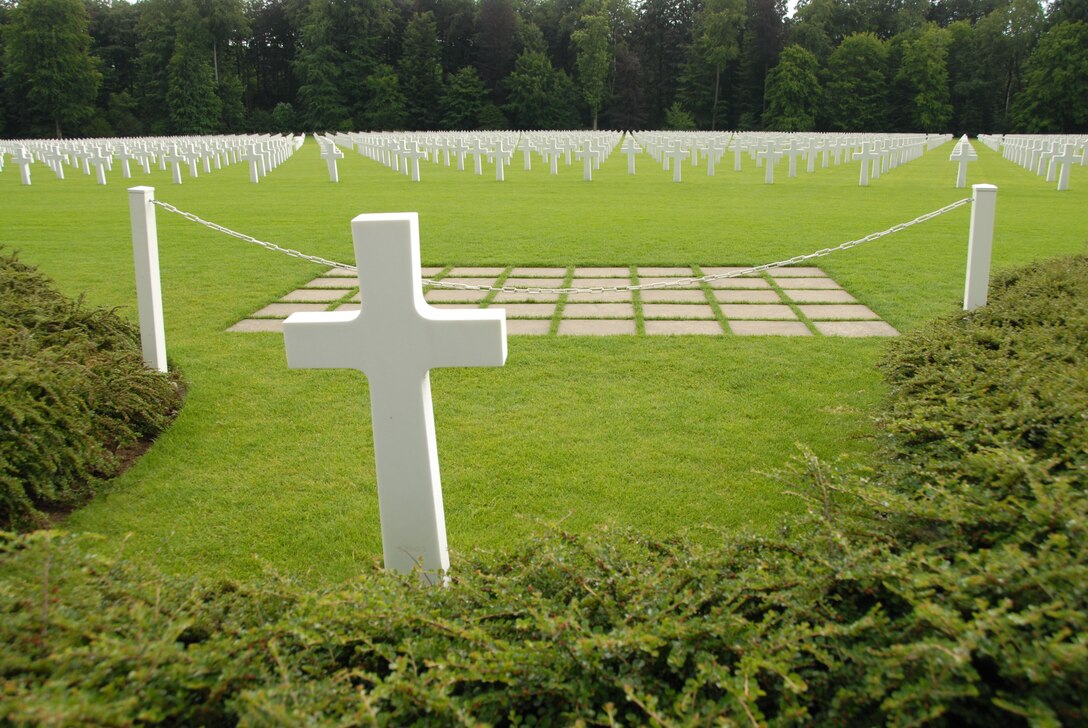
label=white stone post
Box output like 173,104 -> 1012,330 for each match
128,187 -> 168,372
964,184 -> 997,311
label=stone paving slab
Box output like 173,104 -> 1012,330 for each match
571,278 -> 633,288
771,277 -> 840,289
324,267 -> 356,277
510,267 -> 567,277
566,290 -> 632,302
645,320 -> 724,335
730,321 -> 812,336
813,321 -> 899,337
228,319 -> 285,333
639,266 -> 693,276
769,266 -> 827,277
493,290 -> 562,302
719,304 -> 798,320
425,289 -> 488,302
558,319 -> 636,335
508,319 -> 552,335
233,266 -> 898,338
564,303 -> 635,319
702,266 -> 760,277
574,267 -> 631,277
640,277 -> 701,288
783,289 -> 858,303
306,277 -> 355,288
448,266 -> 505,276
491,303 -> 556,318
799,304 -> 881,320
283,288 -> 350,302
713,290 -> 781,303
640,289 -> 708,303
643,303 -> 716,320
503,278 -> 564,288
252,302 -> 329,317
707,278 -> 772,289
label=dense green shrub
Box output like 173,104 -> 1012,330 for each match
0,250 -> 184,529
0,255 -> 1085,725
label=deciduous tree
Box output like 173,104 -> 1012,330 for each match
3,0 -> 102,137
762,44 -> 821,130
571,7 -> 610,129
1012,21 -> 1088,131
825,32 -> 889,131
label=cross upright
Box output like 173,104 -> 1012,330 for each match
284,213 -> 507,580
575,146 -> 596,181
665,146 -> 689,182
853,142 -> 880,186
756,144 -> 781,184
784,140 -> 805,178
949,135 -> 977,188
540,139 -> 562,175
240,145 -> 265,183
12,146 -> 34,185
1052,143 -> 1079,191
403,143 -> 427,182
319,140 -> 344,182
621,138 -> 641,175
162,146 -> 187,185
87,149 -> 111,185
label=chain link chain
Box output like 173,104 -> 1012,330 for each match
152,197 -> 973,294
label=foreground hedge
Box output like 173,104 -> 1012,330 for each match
1,255 -> 1085,726
0,250 -> 183,529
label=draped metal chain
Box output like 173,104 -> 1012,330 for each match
151,196 -> 972,293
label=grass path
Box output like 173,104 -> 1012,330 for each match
3,137 -> 1086,584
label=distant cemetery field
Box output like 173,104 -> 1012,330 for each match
2,133 -> 1086,585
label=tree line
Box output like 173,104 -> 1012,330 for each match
1,0 -> 1085,140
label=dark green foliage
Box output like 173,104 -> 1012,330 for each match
824,32 -> 890,131
762,44 -> 822,131
503,51 -> 579,130
3,257 -> 1083,723
2,0 -> 102,138
439,66 -> 488,130
0,251 -> 183,531
1011,21 -> 1088,132
398,12 -> 444,130
877,254 -> 1088,550
361,64 -> 408,131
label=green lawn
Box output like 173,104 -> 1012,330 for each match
3,136 -> 1086,585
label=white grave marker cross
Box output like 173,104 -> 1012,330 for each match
283,213 -> 507,580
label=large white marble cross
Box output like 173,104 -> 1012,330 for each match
283,213 -> 507,580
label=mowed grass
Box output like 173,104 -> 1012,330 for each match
2,137 -> 1086,585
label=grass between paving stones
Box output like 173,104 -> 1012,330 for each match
2,137 -> 1086,584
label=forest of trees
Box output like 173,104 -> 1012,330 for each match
1,0 -> 1085,139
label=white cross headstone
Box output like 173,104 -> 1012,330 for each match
319,141 -> 344,182
241,146 -> 264,183
163,147 -> 186,185
853,143 -> 879,187
403,144 -> 427,182
1052,143 -> 1078,191
576,147 -> 596,181
665,146 -> 689,183
757,144 -> 781,184
13,147 -> 33,185
283,213 -> 507,580
949,135 -> 977,189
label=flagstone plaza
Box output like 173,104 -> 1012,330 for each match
229,265 -> 898,337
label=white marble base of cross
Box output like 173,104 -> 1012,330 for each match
283,213 -> 507,581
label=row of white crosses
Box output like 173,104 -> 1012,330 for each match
599,131 -> 946,186
980,133 -> 1086,191
315,130 -> 623,182
0,134 -> 304,187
